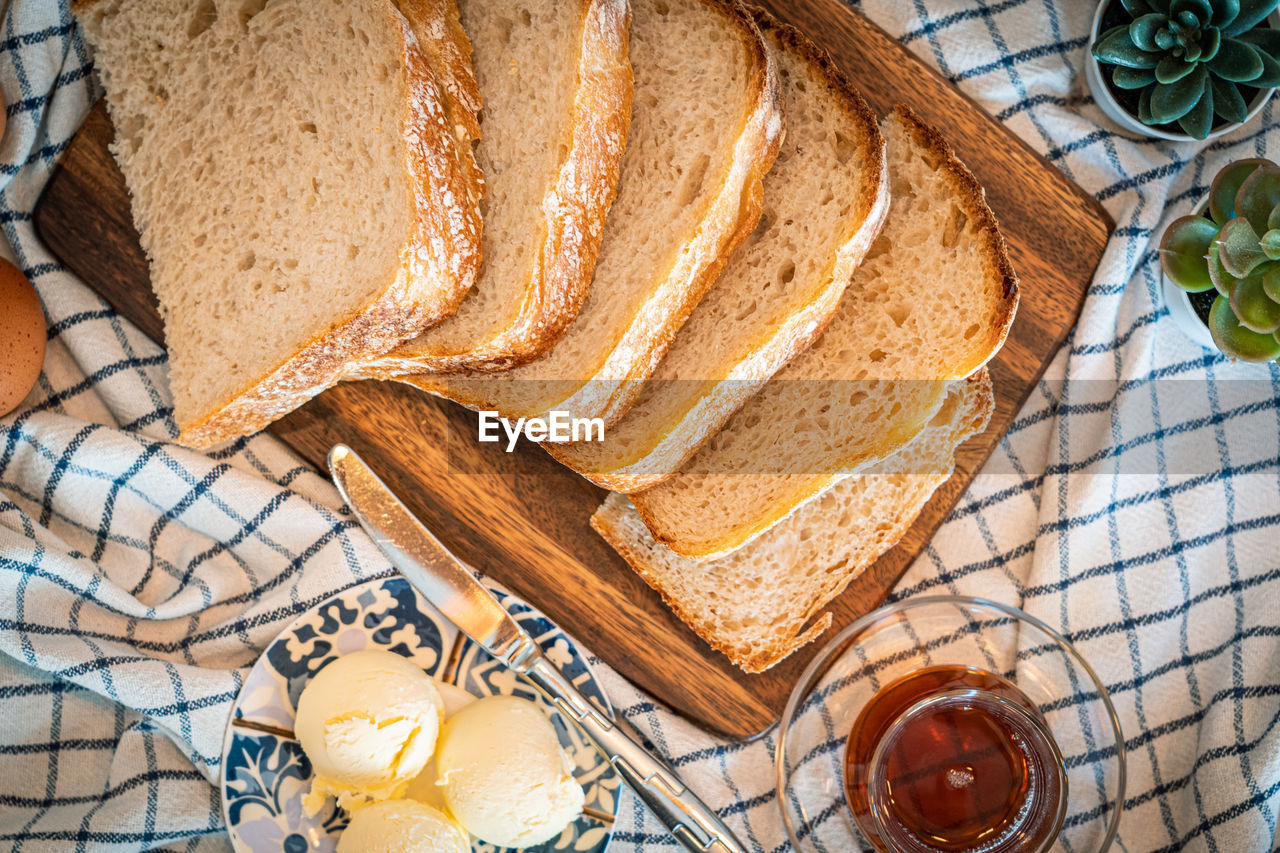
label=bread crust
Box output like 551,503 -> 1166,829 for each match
405,0 -> 785,427
547,11 -> 890,492
592,371 -> 994,673
361,0 -> 634,375
393,0 -> 485,198
175,0 -> 482,447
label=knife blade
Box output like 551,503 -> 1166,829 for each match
328,444 -> 533,666
328,443 -> 747,853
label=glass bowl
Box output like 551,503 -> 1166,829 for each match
777,596 -> 1125,852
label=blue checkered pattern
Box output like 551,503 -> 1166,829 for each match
1,0 -> 1279,849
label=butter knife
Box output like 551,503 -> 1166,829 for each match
328,444 -> 747,853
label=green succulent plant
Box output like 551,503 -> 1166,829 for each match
1093,0 -> 1280,138
1161,158 -> 1280,362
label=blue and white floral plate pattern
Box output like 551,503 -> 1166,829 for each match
221,577 -> 619,853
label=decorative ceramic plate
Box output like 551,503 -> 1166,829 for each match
220,576 -> 620,853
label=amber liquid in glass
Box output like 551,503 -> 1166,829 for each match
844,665 -> 1067,852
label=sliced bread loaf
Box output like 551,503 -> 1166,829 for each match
77,0 -> 483,448
628,105 -> 1019,559
357,0 -> 632,375
404,0 -> 783,425
548,13 -> 888,491
592,372 -> 994,673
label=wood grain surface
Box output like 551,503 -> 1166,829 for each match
35,2 -> 1112,740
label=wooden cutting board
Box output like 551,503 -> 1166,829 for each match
35,0 -> 1111,740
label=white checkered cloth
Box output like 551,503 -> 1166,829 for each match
1,0 -> 1279,850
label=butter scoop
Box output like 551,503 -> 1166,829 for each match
435,694 -> 584,848
295,649 -> 445,815
337,799 -> 469,853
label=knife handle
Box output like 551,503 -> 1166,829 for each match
523,655 -> 747,853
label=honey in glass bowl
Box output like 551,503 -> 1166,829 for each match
844,665 -> 1068,852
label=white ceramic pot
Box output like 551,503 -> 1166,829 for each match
1086,0 -> 1280,142
1163,194 -> 1217,349
1162,270 -> 1217,349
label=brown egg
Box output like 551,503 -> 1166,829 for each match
0,259 -> 45,416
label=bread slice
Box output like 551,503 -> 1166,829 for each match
592,372 -> 994,673
404,0 -> 783,425
357,0 -> 633,375
629,106 -> 1019,559
76,0 -> 483,448
547,14 -> 888,492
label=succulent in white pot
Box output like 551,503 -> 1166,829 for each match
1086,0 -> 1280,141
1161,157 -> 1280,361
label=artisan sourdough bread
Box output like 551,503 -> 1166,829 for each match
630,106 -> 1018,559
592,372 -> 994,673
360,0 -> 632,375
405,0 -> 782,425
549,14 -> 888,492
76,0 -> 482,448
